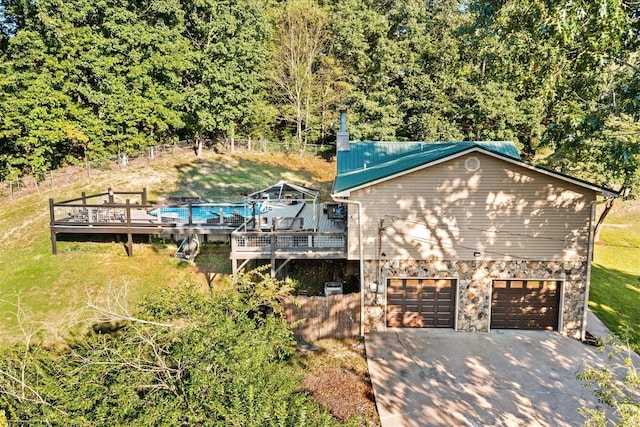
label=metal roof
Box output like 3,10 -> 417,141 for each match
333,141 -> 520,194
245,180 -> 319,202
332,141 -> 619,197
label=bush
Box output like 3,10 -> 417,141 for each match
578,334 -> 640,426
0,268 -> 343,426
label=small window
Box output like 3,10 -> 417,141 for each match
465,156 -> 480,172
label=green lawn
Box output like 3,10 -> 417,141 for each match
0,151 -> 336,344
2,149 -> 638,353
590,202 -> 640,352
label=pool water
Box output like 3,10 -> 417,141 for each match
149,203 -> 266,222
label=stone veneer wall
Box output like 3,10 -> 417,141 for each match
363,259 -> 588,339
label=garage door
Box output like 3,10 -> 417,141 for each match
387,278 -> 456,328
491,280 -> 561,330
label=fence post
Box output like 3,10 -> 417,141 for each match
270,234 -> 276,278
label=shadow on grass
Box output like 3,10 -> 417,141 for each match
589,263 -> 640,351
169,155 -> 335,201
194,244 -> 232,288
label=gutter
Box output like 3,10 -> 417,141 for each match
331,194 -> 365,337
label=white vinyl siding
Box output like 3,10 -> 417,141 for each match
347,152 -> 595,261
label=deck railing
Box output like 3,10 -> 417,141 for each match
231,231 -> 346,256
50,188 -> 251,228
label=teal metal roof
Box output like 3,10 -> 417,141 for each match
333,141 -> 521,194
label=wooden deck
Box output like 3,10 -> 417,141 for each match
50,189 -> 347,265
230,203 -> 347,276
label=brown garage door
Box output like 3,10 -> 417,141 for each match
387,278 -> 456,328
491,280 -> 561,330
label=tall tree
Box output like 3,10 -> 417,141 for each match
181,0 -> 273,153
325,0 -> 402,140
0,0 -> 190,177
469,0 -> 637,165
271,0 -> 328,153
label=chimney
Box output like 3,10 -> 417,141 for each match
336,109 -> 349,151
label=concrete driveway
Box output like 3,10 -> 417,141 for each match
365,322 -> 632,427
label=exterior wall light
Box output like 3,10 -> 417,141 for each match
368,282 -> 378,293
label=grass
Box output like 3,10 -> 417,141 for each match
2,145 -> 638,356
590,201 -> 640,352
0,149 -> 337,343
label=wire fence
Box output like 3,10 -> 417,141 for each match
0,139 -> 332,203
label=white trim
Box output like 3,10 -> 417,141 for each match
454,279 -> 459,332
334,147 -> 619,198
558,280 -> 565,335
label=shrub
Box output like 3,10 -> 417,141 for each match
0,268 -> 342,426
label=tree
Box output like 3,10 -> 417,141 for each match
181,0 -> 274,153
325,0 -> 402,140
468,0 -> 638,167
578,334 -> 640,426
271,0 -> 328,153
0,269 -> 345,425
0,0 -> 189,177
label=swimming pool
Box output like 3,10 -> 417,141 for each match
149,203 -> 266,223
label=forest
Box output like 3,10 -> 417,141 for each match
0,0 -> 639,193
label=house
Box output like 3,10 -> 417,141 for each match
331,136 -> 619,340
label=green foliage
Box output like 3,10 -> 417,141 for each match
578,334 -> 640,426
0,270 -> 342,426
182,0 -> 274,140
270,0 -> 331,152
470,0 -> 639,178
2,0 -> 640,192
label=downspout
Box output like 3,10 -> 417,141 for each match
331,196 -> 365,337
581,200 -> 598,342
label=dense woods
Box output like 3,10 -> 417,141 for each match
1,0 -> 639,192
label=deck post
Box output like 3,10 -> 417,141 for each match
141,188 -> 147,205
126,199 -> 133,257
270,233 -> 276,278
188,202 -> 193,226
49,198 -> 57,255
108,187 -> 114,204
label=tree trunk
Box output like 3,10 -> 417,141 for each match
593,194 -> 622,243
195,135 -> 203,157
229,126 -> 235,154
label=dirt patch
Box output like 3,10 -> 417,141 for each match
300,339 -> 380,425
302,365 -> 377,423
